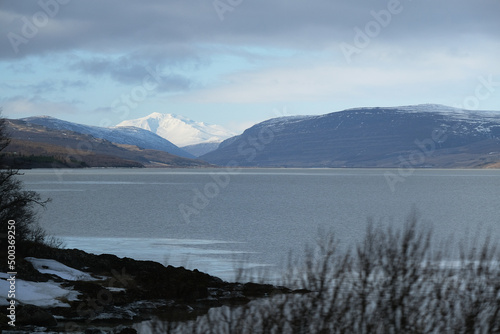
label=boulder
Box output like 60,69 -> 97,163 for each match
16,304 -> 57,327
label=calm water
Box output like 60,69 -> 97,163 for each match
20,168 -> 500,281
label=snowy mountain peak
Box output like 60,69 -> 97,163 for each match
148,112 -> 164,117
19,115 -> 195,158
116,113 -> 237,147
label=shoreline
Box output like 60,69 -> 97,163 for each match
15,165 -> 500,172
0,242 -> 296,333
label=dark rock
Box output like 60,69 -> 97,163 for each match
242,282 -> 290,297
116,328 -> 137,334
15,242 -> 296,330
89,305 -> 138,323
20,242 -> 220,302
16,304 -> 57,327
84,328 -> 107,334
12,257 -> 50,282
69,280 -> 108,296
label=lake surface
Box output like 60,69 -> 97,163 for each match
19,168 -> 500,281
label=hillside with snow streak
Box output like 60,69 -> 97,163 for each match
201,104 -> 500,168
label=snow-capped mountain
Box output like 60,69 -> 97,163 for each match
202,104 -> 500,168
20,116 -> 195,158
116,113 -> 237,149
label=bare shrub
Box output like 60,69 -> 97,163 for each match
145,210 -> 500,334
0,111 -> 54,248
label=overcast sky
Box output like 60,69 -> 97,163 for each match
1,0 -> 499,131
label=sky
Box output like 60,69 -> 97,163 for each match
1,0 -> 499,133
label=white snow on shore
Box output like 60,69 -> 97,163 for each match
0,276 -> 79,307
25,257 -> 99,281
0,258 -> 100,308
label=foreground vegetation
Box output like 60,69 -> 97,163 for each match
148,212 -> 500,334
0,113 -> 53,247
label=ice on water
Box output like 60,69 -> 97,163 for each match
61,236 -> 273,282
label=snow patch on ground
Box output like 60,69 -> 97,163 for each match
0,272 -> 11,279
25,257 -> 99,281
0,277 -> 79,307
0,258 -> 100,308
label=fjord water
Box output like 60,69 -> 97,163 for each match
20,168 -> 500,281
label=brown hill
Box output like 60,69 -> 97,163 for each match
2,120 -> 211,168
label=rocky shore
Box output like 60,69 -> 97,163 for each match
1,242 -> 297,333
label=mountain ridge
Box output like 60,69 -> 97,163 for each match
2,119 -> 210,168
19,116 -> 195,159
201,104 -> 500,168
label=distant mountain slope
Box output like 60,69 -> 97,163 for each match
201,104 -> 500,168
116,113 -> 237,149
3,120 -> 210,168
181,142 -> 222,157
20,116 -> 194,159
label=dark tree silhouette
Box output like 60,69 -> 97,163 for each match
0,111 -> 50,245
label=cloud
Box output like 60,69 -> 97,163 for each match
1,0 -> 499,122
182,45 -> 495,105
1,96 -> 82,118
1,0 -> 499,60
1,79 -> 88,95
70,55 -> 194,91
61,79 -> 88,91
2,0 -> 499,83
